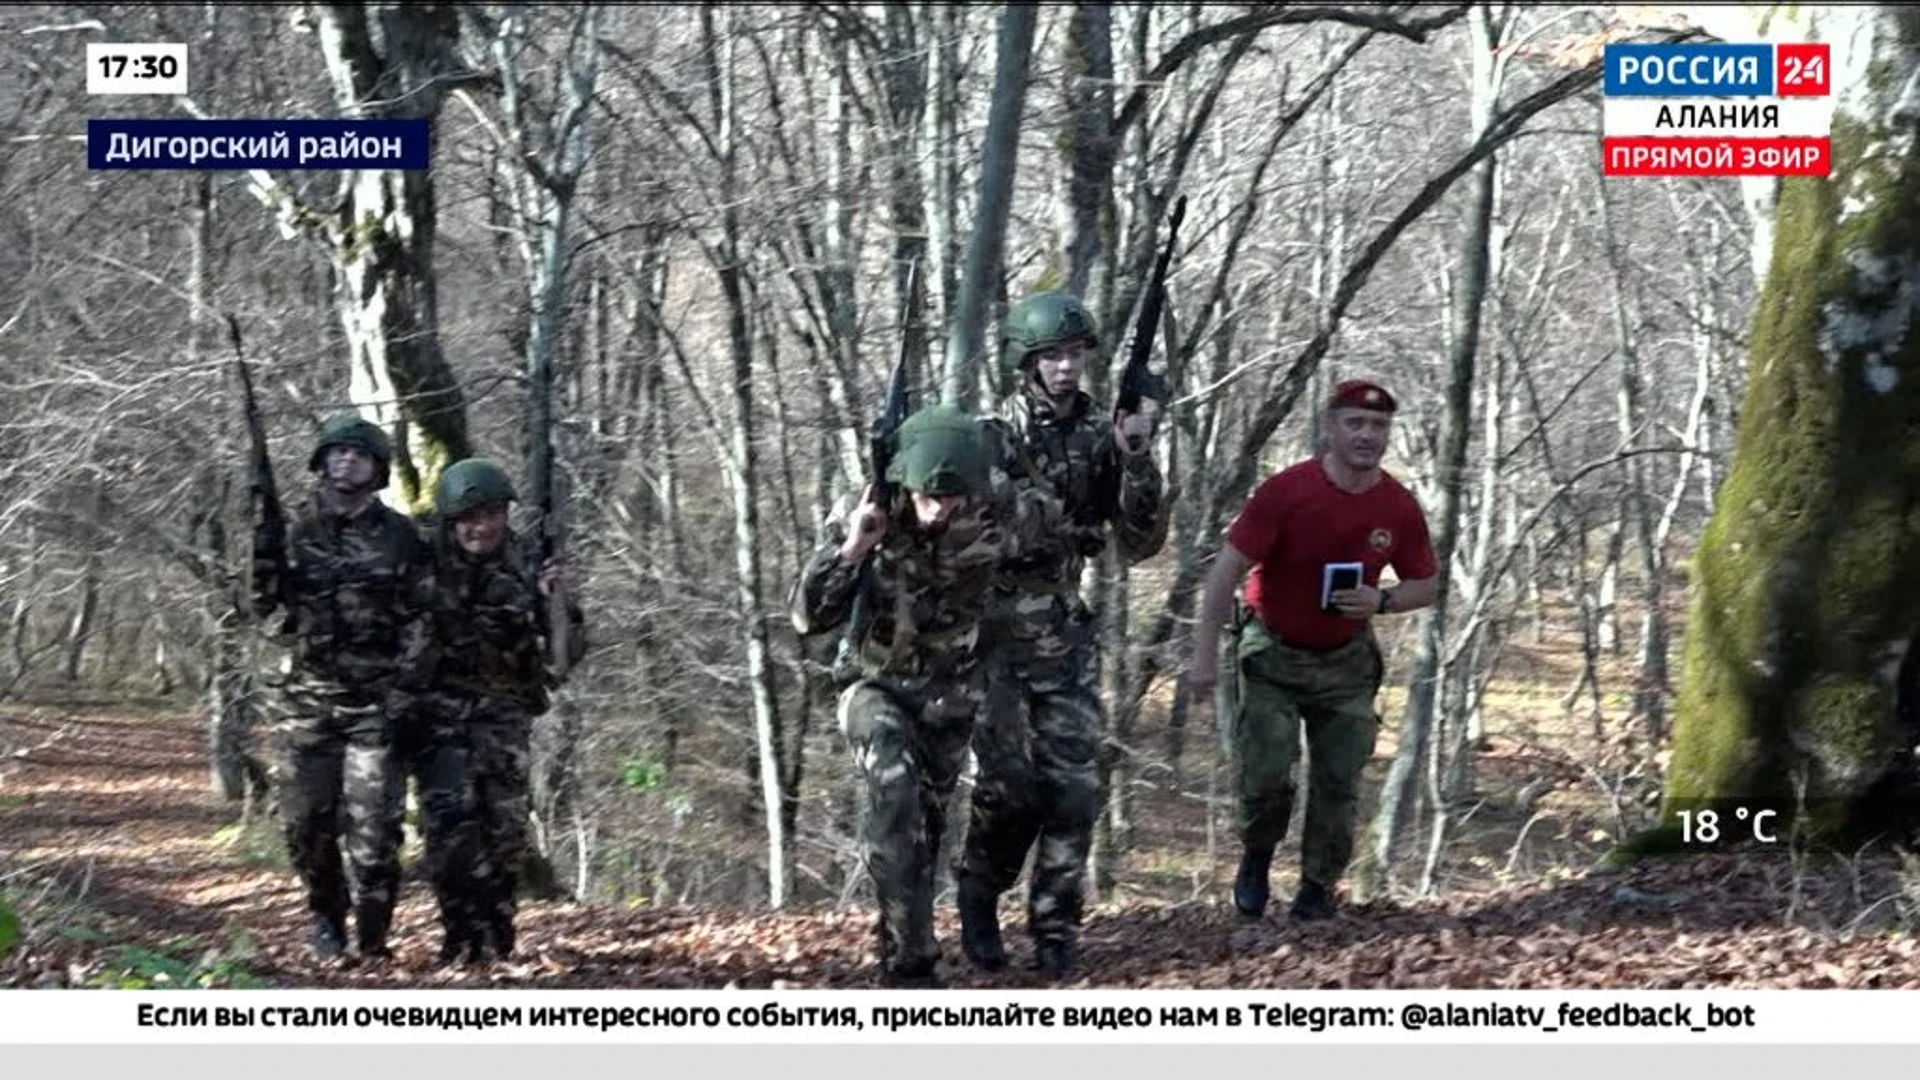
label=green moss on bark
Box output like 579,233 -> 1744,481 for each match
1630,45 -> 1920,860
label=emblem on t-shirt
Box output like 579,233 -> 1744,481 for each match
1369,527 -> 1392,551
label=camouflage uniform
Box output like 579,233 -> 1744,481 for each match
791,405 -> 1057,987
1229,618 -> 1384,894
956,292 -> 1170,976
420,458 -> 584,962
253,416 -> 435,961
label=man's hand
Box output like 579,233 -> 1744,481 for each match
538,557 -> 569,598
1183,647 -> 1220,701
839,485 -> 889,562
1330,585 -> 1384,620
1114,410 -> 1154,453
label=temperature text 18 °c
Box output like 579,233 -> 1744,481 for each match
1678,807 -> 1779,845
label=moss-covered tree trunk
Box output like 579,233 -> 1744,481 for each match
1646,6 -> 1920,851
315,2 -> 473,514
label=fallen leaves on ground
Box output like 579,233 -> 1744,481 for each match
6,706 -> 1920,991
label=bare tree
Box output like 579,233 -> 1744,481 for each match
942,3 -> 1038,407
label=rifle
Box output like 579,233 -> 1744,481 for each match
836,260 -> 917,676
229,315 -> 291,628
1114,194 -> 1186,453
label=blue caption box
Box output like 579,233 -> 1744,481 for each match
1604,43 -> 1773,97
89,118 -> 431,170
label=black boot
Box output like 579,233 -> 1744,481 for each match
309,911 -> 348,962
488,911 -> 516,961
356,897 -> 395,961
1233,844 -> 1274,917
884,956 -> 942,989
957,878 -> 1008,972
1289,879 -> 1336,921
437,904 -> 476,968
438,926 -> 471,968
1031,938 -> 1075,982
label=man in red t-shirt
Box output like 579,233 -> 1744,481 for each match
1184,379 -> 1437,920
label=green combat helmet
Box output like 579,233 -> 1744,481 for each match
886,404 -> 989,497
1002,290 -> 1099,377
308,413 -> 393,486
436,457 -> 518,519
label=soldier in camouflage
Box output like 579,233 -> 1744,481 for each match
954,290 -> 1171,980
791,404 -> 1059,988
252,414 -> 435,963
421,457 -> 584,964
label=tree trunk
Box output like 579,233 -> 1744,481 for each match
1354,4 -> 1507,901
700,4 -> 791,908
62,490 -> 101,685
1063,3 -> 1116,300
492,0 -> 601,899
1647,6 -> 1920,850
8,580 -> 31,689
313,1 -> 473,514
942,2 -> 1038,407
1597,175 -> 1665,724
188,164 -> 260,804
921,2 -> 962,332
1596,519 -> 1625,655
881,4 -> 932,402
758,290 -> 812,858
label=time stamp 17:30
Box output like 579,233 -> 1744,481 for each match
87,43 -> 189,96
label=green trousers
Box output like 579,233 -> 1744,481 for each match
1228,617 -> 1384,888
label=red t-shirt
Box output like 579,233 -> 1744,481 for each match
1225,458 -> 1438,651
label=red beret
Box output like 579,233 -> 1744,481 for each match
1328,379 -> 1397,413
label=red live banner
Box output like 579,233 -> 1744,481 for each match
1601,136 -> 1830,177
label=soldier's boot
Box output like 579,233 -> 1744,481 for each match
436,905 -> 474,968
956,877 -> 1008,972
437,926 -> 470,968
1289,878 -> 1336,921
1234,843 -> 1275,918
883,956 -> 942,989
1031,937 -> 1075,982
487,910 -> 517,962
355,897 -> 395,962
308,911 -> 348,962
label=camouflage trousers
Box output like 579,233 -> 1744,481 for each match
1229,618 -> 1384,889
839,672 -> 983,975
271,682 -> 405,949
956,643 -> 1102,946
466,710 -> 532,950
390,715 -> 482,947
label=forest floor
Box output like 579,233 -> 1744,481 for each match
8,689 -> 1920,991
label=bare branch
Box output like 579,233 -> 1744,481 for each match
1115,3 -> 1473,134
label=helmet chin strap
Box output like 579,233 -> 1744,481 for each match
324,470 -> 382,510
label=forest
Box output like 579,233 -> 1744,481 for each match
3,2 -> 1919,990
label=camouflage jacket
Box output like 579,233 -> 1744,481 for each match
253,487 -> 435,703
996,388 -> 1169,591
422,528 -> 586,719
790,434 -> 1060,689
